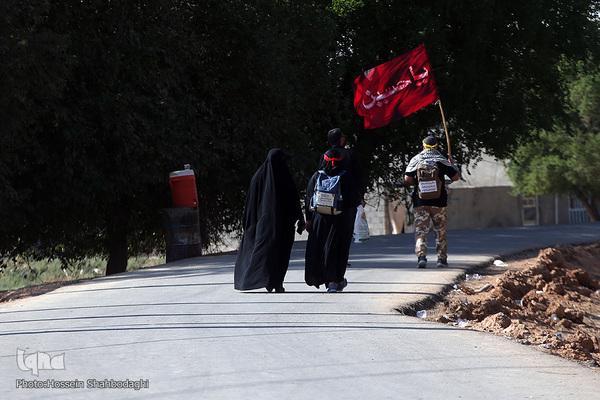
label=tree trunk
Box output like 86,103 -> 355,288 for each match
105,209 -> 129,276
574,191 -> 600,222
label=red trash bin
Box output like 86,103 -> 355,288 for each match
169,164 -> 198,208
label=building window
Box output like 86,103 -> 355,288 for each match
568,195 -> 591,224
522,196 -> 539,226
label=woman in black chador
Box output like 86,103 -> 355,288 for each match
234,149 -> 304,293
304,132 -> 360,293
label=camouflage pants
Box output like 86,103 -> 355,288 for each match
414,206 -> 448,259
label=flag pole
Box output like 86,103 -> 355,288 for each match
437,99 -> 452,162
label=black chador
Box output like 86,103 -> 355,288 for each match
234,149 -> 303,292
304,147 -> 358,291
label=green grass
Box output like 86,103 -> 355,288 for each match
0,255 -> 165,292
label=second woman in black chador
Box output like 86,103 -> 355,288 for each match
234,149 -> 304,293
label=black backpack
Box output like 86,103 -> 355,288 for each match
416,160 -> 442,200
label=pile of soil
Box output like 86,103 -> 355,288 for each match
426,243 -> 600,367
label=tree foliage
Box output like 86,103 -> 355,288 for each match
0,1 -> 598,274
508,63 -> 600,220
330,0 -> 600,193
0,0 -> 338,273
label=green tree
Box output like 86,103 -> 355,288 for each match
508,64 -> 600,220
0,0 -> 338,274
1,1 -> 599,277
330,0 -> 600,195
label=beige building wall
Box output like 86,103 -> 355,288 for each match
446,186 -> 521,229
363,193 -> 391,236
362,154 -> 573,234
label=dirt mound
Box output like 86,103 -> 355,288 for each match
428,243 -> 600,367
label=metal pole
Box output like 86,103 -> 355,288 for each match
555,194 -> 559,224
438,100 -> 452,161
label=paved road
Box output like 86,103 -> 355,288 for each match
1,224 -> 599,399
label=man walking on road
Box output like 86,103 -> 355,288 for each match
404,133 -> 459,268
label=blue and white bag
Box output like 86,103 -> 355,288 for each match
311,170 -> 345,215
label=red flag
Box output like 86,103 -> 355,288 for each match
353,44 -> 439,129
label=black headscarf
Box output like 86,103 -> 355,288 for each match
234,149 -> 302,290
327,128 -> 343,146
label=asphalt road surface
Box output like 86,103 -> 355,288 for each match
1,224 -> 599,399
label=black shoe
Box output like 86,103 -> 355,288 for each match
337,278 -> 348,292
417,256 -> 427,269
275,285 -> 285,293
266,286 -> 274,293
436,258 -> 448,268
